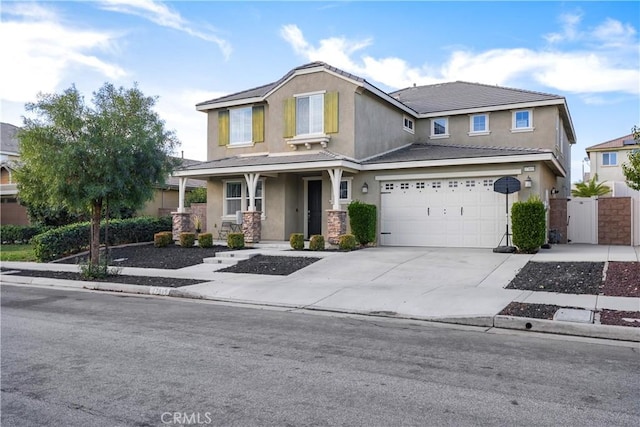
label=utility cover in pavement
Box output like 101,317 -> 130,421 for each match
553,308 -> 593,323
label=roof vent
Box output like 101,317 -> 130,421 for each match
622,139 -> 637,146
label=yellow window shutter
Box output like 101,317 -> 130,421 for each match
283,97 -> 296,138
324,91 -> 339,134
218,110 -> 229,146
252,106 -> 264,143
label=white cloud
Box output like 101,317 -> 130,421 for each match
280,21 -> 640,95
99,0 -> 232,59
0,4 -> 126,104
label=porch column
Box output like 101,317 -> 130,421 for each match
327,168 -> 346,245
244,173 -> 261,211
177,177 -> 187,213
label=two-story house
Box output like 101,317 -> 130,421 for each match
173,62 -> 575,248
585,133 -> 639,197
1,122 -> 29,225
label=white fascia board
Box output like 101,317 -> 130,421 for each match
375,168 -> 524,181
363,152 -> 566,177
172,159 -> 362,178
196,96 -> 264,111
416,99 -> 565,119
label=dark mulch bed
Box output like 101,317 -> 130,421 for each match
0,268 -> 203,288
603,262 -> 640,297
56,243 -> 235,270
506,262 -> 605,294
499,303 -> 640,328
218,255 -> 320,276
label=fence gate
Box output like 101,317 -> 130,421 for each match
567,197 -> 598,244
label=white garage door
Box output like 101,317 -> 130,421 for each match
380,177 -> 512,248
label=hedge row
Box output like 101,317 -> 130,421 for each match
32,216 -> 172,262
1,224 -> 52,244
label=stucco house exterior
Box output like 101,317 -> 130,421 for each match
585,133 -> 640,197
173,62 -> 575,248
1,122 -> 29,225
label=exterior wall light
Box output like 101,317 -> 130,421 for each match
524,176 -> 532,188
361,182 -> 369,194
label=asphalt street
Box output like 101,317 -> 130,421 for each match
2,284 -> 639,426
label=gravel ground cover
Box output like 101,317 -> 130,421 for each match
217,255 -> 320,276
498,302 -> 640,328
505,262 -> 605,294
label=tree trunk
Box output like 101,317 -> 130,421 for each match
90,201 -> 102,266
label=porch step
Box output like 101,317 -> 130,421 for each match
203,251 -> 258,265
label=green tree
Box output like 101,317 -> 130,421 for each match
16,83 -> 179,265
571,174 -> 611,197
622,125 -> 640,191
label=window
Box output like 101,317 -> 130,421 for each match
432,181 -> 442,189
602,152 -> 617,166
403,116 -> 415,133
448,180 -> 458,188
416,182 -> 425,189
384,183 -> 394,191
229,107 -> 252,145
338,179 -> 352,202
431,118 -> 449,137
512,109 -> 533,131
296,93 -> 324,135
224,180 -> 265,216
469,114 -> 489,134
400,183 -> 409,190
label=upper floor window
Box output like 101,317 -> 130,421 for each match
469,114 -> 489,134
403,116 -> 415,134
284,92 -> 338,141
602,152 -> 617,166
512,109 -> 533,131
431,117 -> 449,138
218,106 -> 264,147
296,93 -> 324,135
229,107 -> 252,145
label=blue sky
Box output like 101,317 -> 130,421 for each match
1,1 -> 638,182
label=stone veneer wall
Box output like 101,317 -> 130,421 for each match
172,212 -> 191,240
327,210 -> 347,245
190,203 -> 207,232
548,198 -> 568,244
242,211 -> 262,243
598,197 -> 631,245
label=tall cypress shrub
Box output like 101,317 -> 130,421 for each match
347,201 -> 376,245
511,197 -> 546,253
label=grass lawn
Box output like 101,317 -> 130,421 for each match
0,244 -> 37,262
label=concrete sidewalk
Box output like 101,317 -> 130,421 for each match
2,244 -> 639,342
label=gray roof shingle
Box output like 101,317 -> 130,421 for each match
179,151 -> 347,171
363,143 -> 548,164
1,123 -> 20,154
389,81 -> 563,114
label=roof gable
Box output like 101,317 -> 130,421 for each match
0,123 -> 20,154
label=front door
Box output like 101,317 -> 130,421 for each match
307,180 -> 322,238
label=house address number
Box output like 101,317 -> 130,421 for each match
150,287 -> 171,296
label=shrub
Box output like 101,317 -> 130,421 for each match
198,233 -> 213,248
154,231 -> 173,248
185,187 -> 207,206
180,232 -> 196,248
511,197 -> 546,253
32,216 -> 172,262
79,256 -> 121,280
0,224 -> 50,244
347,201 -> 376,245
338,234 -> 357,251
309,235 -> 325,251
227,232 -> 245,249
289,233 -> 304,250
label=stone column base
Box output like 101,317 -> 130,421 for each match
172,212 -> 192,240
242,211 -> 262,243
327,210 -> 347,245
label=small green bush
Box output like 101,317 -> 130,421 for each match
180,232 -> 196,248
79,256 -> 121,280
154,231 -> 173,248
347,201 -> 376,245
227,232 -> 245,249
338,234 -> 357,251
0,224 -> 50,244
32,216 -> 172,262
309,235 -> 325,251
512,197 -> 546,253
198,233 -> 213,248
289,233 -> 304,250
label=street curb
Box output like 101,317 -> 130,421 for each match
2,275 -> 639,342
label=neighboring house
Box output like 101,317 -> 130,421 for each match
0,122 -> 29,225
138,157 -> 207,218
173,62 -> 575,248
585,133 -> 640,197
